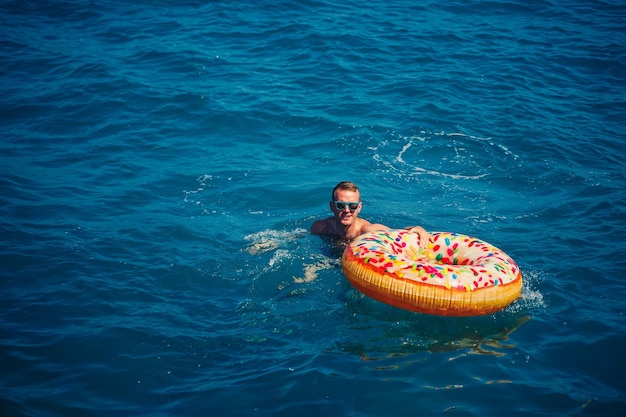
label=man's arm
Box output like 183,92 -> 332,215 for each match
361,221 -> 389,234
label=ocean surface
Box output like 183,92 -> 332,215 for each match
1,0 -> 625,416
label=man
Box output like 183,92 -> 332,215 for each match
310,181 -> 431,246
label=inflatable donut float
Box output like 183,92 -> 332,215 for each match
342,229 -> 522,316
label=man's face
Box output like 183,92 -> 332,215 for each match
330,189 -> 362,226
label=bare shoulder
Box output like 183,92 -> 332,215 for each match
310,218 -> 333,235
359,219 -> 388,234
360,219 -> 389,234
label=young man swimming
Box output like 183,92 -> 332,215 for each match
310,181 -> 431,246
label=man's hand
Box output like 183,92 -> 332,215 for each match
405,226 -> 431,248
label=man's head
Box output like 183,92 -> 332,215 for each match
330,181 -> 360,201
329,181 -> 363,226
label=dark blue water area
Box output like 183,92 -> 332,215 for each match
1,0 -> 625,416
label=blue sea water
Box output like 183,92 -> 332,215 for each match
1,0 -> 625,415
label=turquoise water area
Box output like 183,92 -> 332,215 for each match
1,0 -> 625,416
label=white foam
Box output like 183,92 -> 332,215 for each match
244,228 -> 307,254
268,249 -> 290,267
182,174 -> 213,205
396,141 -> 412,163
409,166 -> 488,180
374,130 -> 518,182
506,269 -> 547,313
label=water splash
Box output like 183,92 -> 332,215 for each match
243,228 -> 308,255
506,269 -> 547,314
